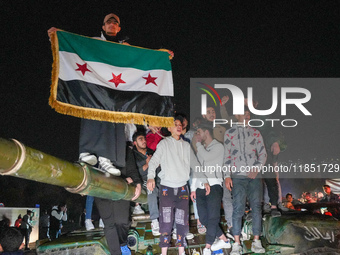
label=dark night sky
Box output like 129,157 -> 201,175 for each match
1,1 -> 340,209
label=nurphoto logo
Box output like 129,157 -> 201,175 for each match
198,82 -> 312,128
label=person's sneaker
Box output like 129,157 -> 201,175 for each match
271,208 -> 281,217
98,157 -> 121,176
120,245 -> 131,255
172,229 -> 177,240
85,219 -> 95,231
211,239 -> 231,251
99,218 -> 104,228
251,239 -> 265,253
230,242 -> 242,255
151,219 -> 160,236
132,204 -> 145,215
172,231 -> 194,240
79,152 -> 97,166
203,248 -> 211,255
186,232 -> 194,240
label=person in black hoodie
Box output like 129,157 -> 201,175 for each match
132,129 -> 161,236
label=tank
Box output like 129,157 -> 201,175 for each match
0,138 -> 147,203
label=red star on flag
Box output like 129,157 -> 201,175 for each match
109,73 -> 126,88
143,73 -> 158,86
75,63 -> 91,75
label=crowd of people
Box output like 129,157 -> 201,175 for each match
1,10 -> 339,255
0,202 -> 68,253
71,93 -> 339,255
3,178 -> 336,254
283,184 -> 340,210
76,101 -> 281,255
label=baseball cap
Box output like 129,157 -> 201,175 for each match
103,13 -> 120,25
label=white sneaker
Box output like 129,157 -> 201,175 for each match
203,248 -> 211,255
172,229 -> 194,240
151,219 -> 160,236
172,230 -> 177,240
211,239 -> 231,251
186,232 -> 194,240
99,218 -> 104,228
132,204 -> 144,215
85,219 -> 94,231
79,153 -> 97,166
251,239 -> 265,253
98,157 -> 121,176
230,242 -> 242,255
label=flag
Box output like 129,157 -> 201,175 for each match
49,30 -> 174,127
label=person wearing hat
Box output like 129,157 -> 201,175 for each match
48,13 -> 141,255
20,210 -> 33,250
47,12 -> 175,255
97,13 -> 127,43
87,14 -> 144,252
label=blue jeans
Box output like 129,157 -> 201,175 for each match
188,178 -> 199,219
147,185 -> 159,220
222,183 -> 233,228
85,195 -> 94,220
232,177 -> 263,236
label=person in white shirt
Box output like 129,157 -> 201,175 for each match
190,121 -> 230,255
147,116 -> 190,255
50,203 -> 67,240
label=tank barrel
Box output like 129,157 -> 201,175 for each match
0,138 -> 147,203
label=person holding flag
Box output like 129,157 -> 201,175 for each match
48,13 -> 130,176
48,12 -> 173,255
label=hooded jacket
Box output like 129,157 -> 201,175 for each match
147,136 -> 190,188
224,125 -> 267,178
191,139 -> 224,191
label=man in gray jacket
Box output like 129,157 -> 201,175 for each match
224,107 -> 267,255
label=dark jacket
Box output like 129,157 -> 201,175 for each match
20,214 -> 31,231
122,146 -> 142,184
320,192 -> 340,203
132,147 -> 155,180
